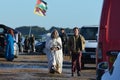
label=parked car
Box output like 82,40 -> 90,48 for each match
35,33 -> 51,54
80,25 -> 98,68
0,24 -> 19,58
100,53 -> 120,80
35,41 -> 46,54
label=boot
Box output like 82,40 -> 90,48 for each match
71,72 -> 74,77
77,71 -> 81,76
50,66 -> 55,74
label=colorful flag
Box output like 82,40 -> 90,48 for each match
34,0 -> 48,16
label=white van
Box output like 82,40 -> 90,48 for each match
80,25 -> 98,67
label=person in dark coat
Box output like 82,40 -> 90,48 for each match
59,28 -> 67,56
29,34 -> 35,52
24,36 -> 30,53
18,32 -> 23,52
5,29 -> 15,61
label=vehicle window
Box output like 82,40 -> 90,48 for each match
0,28 -> 4,33
80,27 -> 98,40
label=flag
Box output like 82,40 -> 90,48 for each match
34,0 -> 48,16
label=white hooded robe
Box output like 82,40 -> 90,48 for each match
45,37 -> 63,73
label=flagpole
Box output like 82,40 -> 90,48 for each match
29,26 -> 32,37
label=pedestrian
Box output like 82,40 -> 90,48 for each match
24,36 -> 30,53
59,28 -> 68,56
18,32 -> 23,52
5,29 -> 15,61
45,29 -> 63,74
29,34 -> 35,52
68,27 -> 85,77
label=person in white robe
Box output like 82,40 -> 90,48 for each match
45,29 -> 63,74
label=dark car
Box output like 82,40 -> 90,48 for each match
35,41 -> 46,54
0,34 -> 6,56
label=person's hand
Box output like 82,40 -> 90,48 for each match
54,47 -> 59,51
69,51 -> 72,55
78,49 -> 81,53
50,47 -> 54,50
50,47 -> 59,51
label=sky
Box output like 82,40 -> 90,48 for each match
0,0 -> 103,30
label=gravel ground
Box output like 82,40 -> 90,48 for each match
0,54 -> 96,80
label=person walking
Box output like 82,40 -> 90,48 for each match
5,29 -> 15,61
59,28 -> 68,56
45,29 -> 63,74
68,27 -> 85,77
29,34 -> 35,52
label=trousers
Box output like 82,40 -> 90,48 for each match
71,52 -> 82,73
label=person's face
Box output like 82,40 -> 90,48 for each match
53,30 -> 58,38
61,30 -> 64,33
74,29 -> 79,36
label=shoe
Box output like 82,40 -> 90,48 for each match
77,71 -> 81,76
71,73 -> 74,77
56,71 -> 61,74
49,66 -> 55,74
56,68 -> 62,74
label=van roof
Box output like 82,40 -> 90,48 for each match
81,25 -> 99,28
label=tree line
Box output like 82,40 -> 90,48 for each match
15,26 -> 73,38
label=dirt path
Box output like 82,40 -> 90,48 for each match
0,55 -> 96,80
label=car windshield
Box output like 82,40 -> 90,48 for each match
0,28 -> 4,33
80,27 -> 98,40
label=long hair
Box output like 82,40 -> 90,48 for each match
51,29 -> 59,39
8,29 -> 14,37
